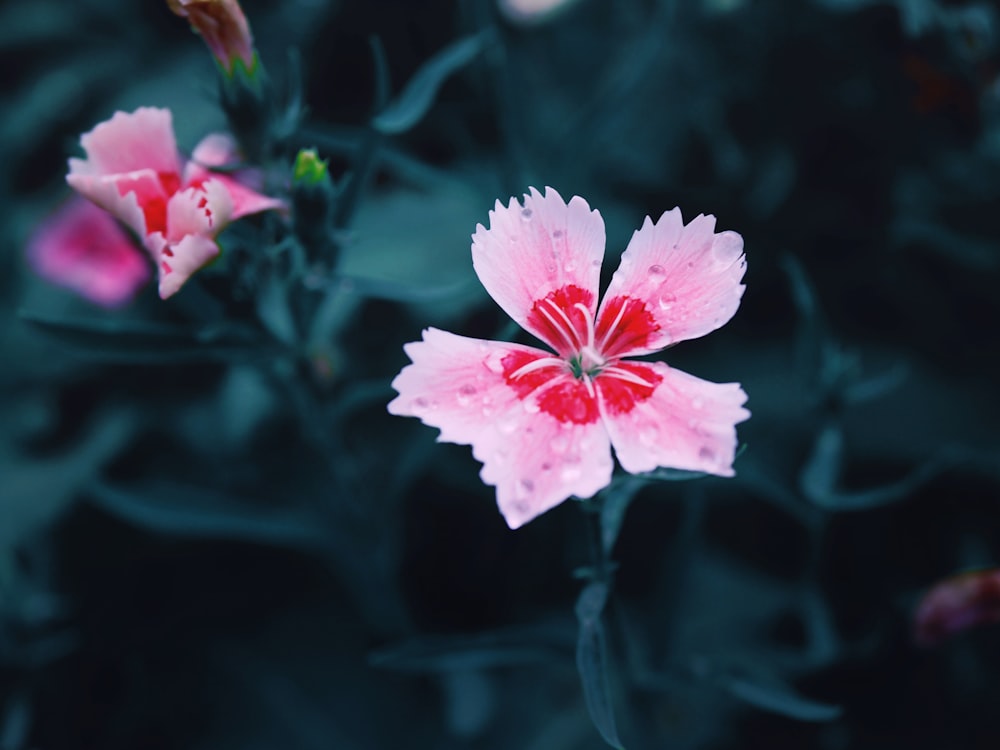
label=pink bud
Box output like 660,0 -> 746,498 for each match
915,568 -> 1000,646
168,0 -> 256,75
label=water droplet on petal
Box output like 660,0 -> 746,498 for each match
639,425 -> 660,445
484,351 -> 506,374
521,208 -> 533,221
698,445 -> 716,463
456,384 -> 477,405
551,435 -> 569,454
552,229 -> 563,238
692,397 -> 704,410
648,264 -> 666,281
541,462 -> 553,472
712,231 -> 743,265
498,415 -> 519,435
591,259 -> 602,268
561,465 -> 582,482
516,478 -> 535,499
658,293 -> 677,311
524,398 -> 540,414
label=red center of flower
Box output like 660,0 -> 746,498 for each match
501,284 -> 664,425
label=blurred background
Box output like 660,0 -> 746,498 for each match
2,0 -> 1000,747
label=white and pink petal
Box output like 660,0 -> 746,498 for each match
597,209 -> 746,357
165,179 -> 234,243
73,107 -> 181,178
471,187 -> 606,353
388,328 -> 614,528
598,361 -> 749,477
147,232 -> 221,300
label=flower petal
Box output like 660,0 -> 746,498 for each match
26,197 -> 150,307
66,170 -> 155,237
148,232 -> 220,300
599,361 -> 749,477
165,179 -> 234,242
388,328 -> 614,528
471,186 -> 606,350
596,209 -> 746,356
186,136 -> 284,221
70,108 -> 180,178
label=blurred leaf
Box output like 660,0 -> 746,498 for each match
575,582 -> 624,749
19,311 -> 280,363
0,688 -> 31,750
801,424 -> 950,511
719,671 -> 842,722
373,33 -> 489,135
0,410 -> 134,561
87,482 -> 328,551
370,623 -> 573,673
337,273 -> 475,303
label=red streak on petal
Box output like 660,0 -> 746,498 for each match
501,349 -> 599,425
595,295 -> 660,358
526,284 -> 594,355
159,172 -> 182,196
537,379 -> 600,424
502,350 -> 555,398
596,361 -> 662,415
163,246 -> 174,257
161,261 -> 172,274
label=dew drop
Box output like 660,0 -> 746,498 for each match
541,462 -> 553,472
698,445 -> 716,462
648,264 -> 666,281
521,208 -> 533,221
658,293 -> 677,311
498,415 -> 518,435
552,229 -> 563,238
692,397 -> 704,410
591,259 -> 602,268
561,465 -> 582,482
524,398 -> 540,414
551,435 -> 569,454
484,351 -> 506,374
516,478 -> 535,499
639,424 -> 660,445
456,384 -> 477,405
412,397 -> 432,411
712,231 -> 743,264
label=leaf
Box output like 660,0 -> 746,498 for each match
370,623 -> 573,673
719,672 -> 842,722
19,310 -> 278,363
86,482 -> 328,551
337,273 -> 475,303
575,582 -> 625,749
373,33 -> 490,135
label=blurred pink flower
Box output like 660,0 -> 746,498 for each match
915,568 -> 1000,646
389,187 -> 749,529
498,0 -> 582,25
167,0 -> 256,75
67,108 -> 282,299
26,197 -> 150,307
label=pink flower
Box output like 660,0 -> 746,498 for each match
388,187 -> 750,529
915,569 -> 1000,646
26,197 -> 150,307
66,108 -> 282,299
167,0 -> 256,75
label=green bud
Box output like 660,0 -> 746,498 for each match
293,149 -> 330,186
